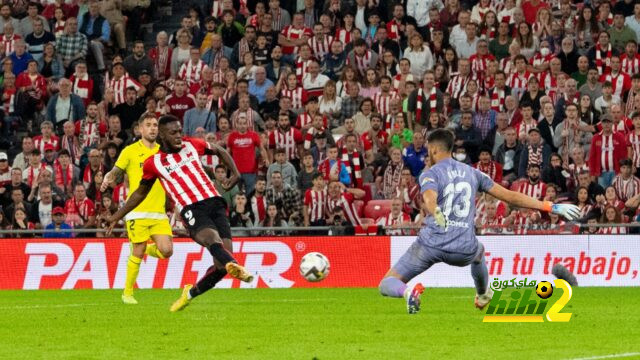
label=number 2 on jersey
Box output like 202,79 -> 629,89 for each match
442,182 -> 472,218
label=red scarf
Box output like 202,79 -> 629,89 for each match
26,164 -> 46,187
415,87 -> 437,125
295,59 -> 309,83
491,88 -> 506,112
54,160 -> 73,189
303,126 -> 325,149
595,43 -> 612,75
83,164 -> 103,185
476,161 -> 498,181
251,194 -> 266,222
352,50 -> 371,75
318,158 -> 344,181
342,147 -> 362,188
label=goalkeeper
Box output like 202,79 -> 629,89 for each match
378,129 -> 581,314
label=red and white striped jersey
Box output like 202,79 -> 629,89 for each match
516,119 -> 538,140
112,183 -> 128,208
250,194 -> 267,223
304,188 -> 327,223
598,226 -> 626,234
446,74 -> 472,100
373,92 -> 398,116
529,53 -> 553,68
628,132 -> 640,168
268,127 -> 303,160
280,25 -> 313,55
280,86 -> 307,110
507,71 -> 533,90
308,35 -> 333,59
578,204 -> 593,219
512,180 -> 547,199
0,33 -> 20,56
335,28 -> 353,45
178,59 -> 206,86
538,71 -> 558,100
33,135 -> 60,155
477,215 -> 505,235
500,56 -> 515,75
141,137 -> 221,210
392,73 -> 414,93
612,175 -> 640,202
326,191 -> 361,226
600,134 -> 616,172
376,211 -> 411,235
200,154 -> 219,169
108,75 -> 141,105
621,53 -> 640,75
600,72 -> 631,98
469,53 -> 495,76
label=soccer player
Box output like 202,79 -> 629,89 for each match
101,115 -> 174,305
106,114 -> 253,312
378,129 -> 580,314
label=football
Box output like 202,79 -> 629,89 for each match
536,281 -> 554,299
299,252 -> 330,282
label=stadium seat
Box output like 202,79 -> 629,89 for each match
353,200 -> 364,217
364,200 -> 392,220
362,183 -> 373,203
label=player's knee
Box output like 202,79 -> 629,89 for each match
160,245 -> 173,258
473,243 -> 486,264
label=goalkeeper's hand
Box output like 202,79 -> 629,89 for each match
550,203 -> 581,221
433,206 -> 448,230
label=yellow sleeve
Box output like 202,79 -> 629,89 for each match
114,145 -> 130,171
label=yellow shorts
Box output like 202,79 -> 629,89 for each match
126,218 -> 172,244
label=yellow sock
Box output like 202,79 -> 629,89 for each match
144,243 -> 166,259
124,255 -> 142,296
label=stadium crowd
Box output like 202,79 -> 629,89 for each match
2,0 -> 640,237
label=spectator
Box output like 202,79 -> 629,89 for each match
46,78 -> 86,129
63,183 -> 95,230
123,41 -> 153,80
474,146 -> 503,184
325,180 -> 363,226
577,170 -> 605,203
542,153 -> 570,193
95,194 -> 116,237
24,18 -> 55,62
43,206 -> 73,238
229,192 -> 254,234
589,115 -> 627,188
454,110 -> 481,161
31,183 -> 55,228
265,170 -> 301,223
518,128 -> 551,179
396,167 -> 421,216
69,61 -> 93,106
212,164 -> 239,207
55,17 -> 87,75
260,203 -> 288,236
10,207 -> 35,237
298,151 -> 319,195
227,114 -> 268,194
1,168 -> 29,208
5,187 -> 32,221
148,31 -> 172,81
376,197 -> 412,236
598,204 -> 626,234
611,159 -> 640,202
267,148 -> 297,188
553,103 -> 593,160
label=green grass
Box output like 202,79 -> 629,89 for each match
0,288 -> 639,360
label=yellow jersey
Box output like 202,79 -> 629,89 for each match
114,140 -> 167,221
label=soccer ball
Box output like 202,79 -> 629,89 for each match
536,281 -> 554,299
299,252 -> 330,282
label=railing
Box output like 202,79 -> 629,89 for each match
1,223 -> 639,237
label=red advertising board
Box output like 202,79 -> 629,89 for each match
0,237 -> 391,290
1,235 -> 638,290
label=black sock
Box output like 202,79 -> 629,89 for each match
208,243 -> 236,265
190,266 -> 228,298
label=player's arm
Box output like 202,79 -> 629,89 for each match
105,179 -> 154,234
487,183 -> 581,220
207,142 -> 241,189
101,166 -> 125,192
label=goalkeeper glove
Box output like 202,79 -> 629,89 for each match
433,206 -> 448,230
545,202 -> 581,221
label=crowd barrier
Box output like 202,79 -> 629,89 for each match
1,235 -> 638,290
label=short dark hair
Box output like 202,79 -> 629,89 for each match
426,129 -> 454,152
215,164 -> 227,171
159,114 -> 180,127
312,173 -> 324,181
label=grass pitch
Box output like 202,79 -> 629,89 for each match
0,288 -> 639,360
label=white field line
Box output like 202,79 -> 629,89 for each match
566,353 -> 640,360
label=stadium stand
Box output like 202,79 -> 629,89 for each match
1,0 -> 640,237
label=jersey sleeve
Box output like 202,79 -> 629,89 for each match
141,156 -> 159,182
474,167 -> 495,193
113,146 -> 130,171
304,189 -> 311,206
419,168 -> 439,193
187,137 -> 212,156
253,132 -> 261,146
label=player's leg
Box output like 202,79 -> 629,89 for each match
188,236 -> 232,299
122,219 -> 150,304
470,242 -> 493,309
379,241 -> 438,314
147,220 -> 174,259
